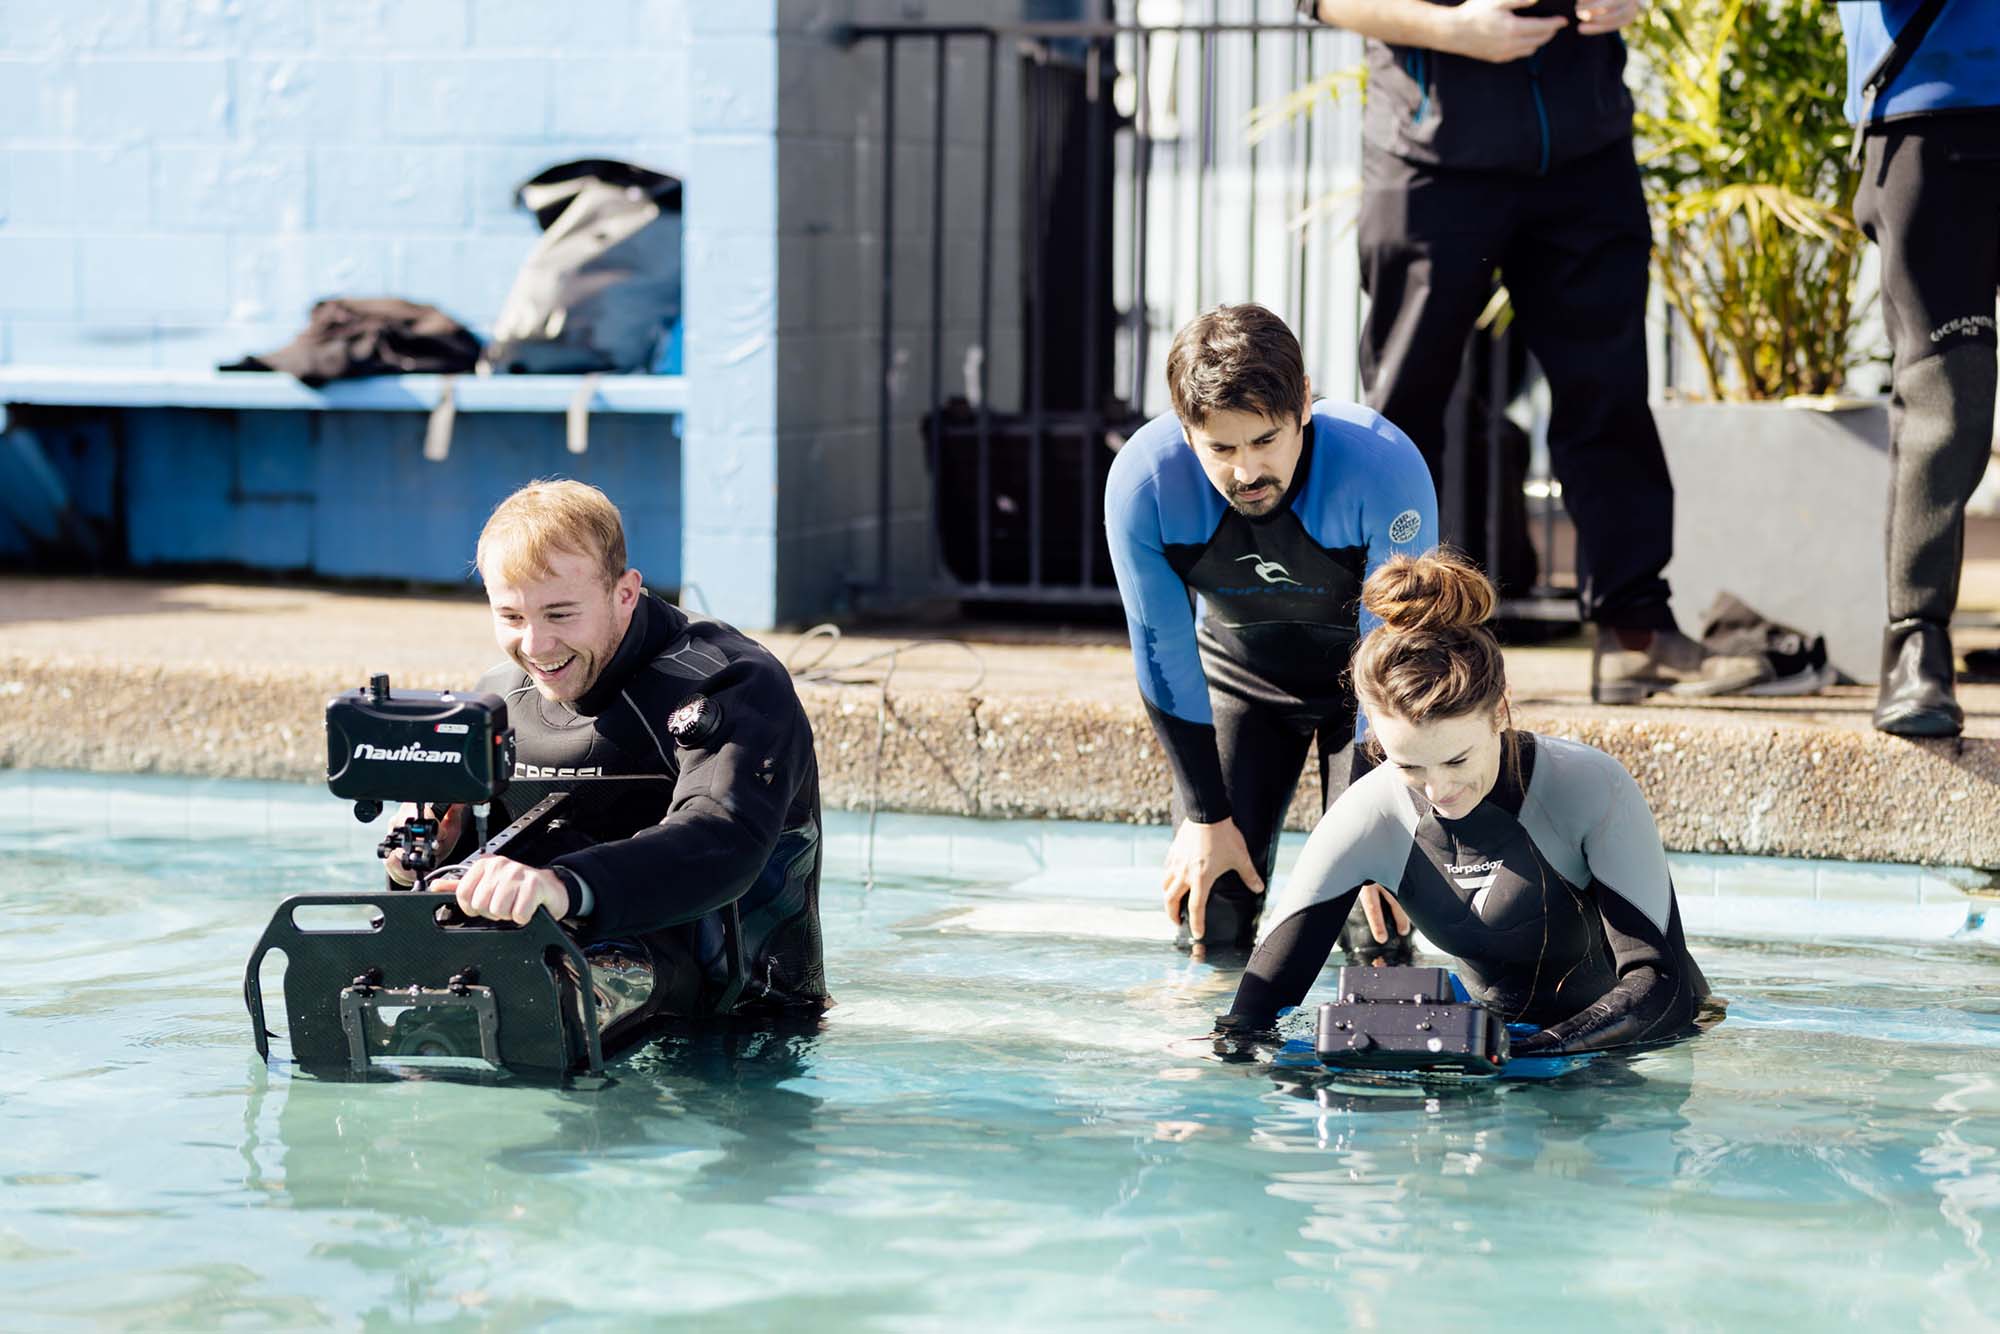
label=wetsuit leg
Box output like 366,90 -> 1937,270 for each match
1358,145 -> 1514,507
1170,693 -> 1312,950
1855,115 -> 2000,626
1501,139 -> 1676,631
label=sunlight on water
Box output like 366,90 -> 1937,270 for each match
2,774 -> 1997,1329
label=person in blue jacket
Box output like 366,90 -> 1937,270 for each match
1105,303 -> 1437,953
1839,0 -> 2000,736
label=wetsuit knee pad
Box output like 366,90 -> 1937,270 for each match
1895,345 -> 1998,467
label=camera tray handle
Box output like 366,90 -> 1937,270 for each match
245,891 -> 604,1079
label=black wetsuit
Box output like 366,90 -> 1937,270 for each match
1307,1 -> 1681,630
469,591 -> 828,1021
1105,405 -> 1437,945
1842,4 -> 2000,629
1228,731 -> 1707,1054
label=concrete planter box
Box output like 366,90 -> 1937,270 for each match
1655,398 -> 1890,684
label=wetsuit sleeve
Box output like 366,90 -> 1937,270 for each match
549,656 -> 813,938
1105,455 -> 1230,822
1513,763 -> 1698,1054
1354,414 -> 1438,647
1221,889 -> 1362,1031
1221,772 -> 1413,1028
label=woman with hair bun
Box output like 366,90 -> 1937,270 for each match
1220,550 -> 1710,1055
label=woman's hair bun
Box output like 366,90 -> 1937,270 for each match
1360,549 -> 1497,634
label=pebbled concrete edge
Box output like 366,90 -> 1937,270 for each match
3,653 -> 1996,881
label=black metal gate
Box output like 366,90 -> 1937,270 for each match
841,15 -> 1577,620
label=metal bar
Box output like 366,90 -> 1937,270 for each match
843,21 -> 1326,40
876,39 -> 898,590
1485,324 -> 1507,583
1130,30 -> 1152,411
1441,341 -> 1472,547
927,33 -> 948,588
1028,39 -> 1049,588
1080,35 -> 1108,591
1246,23 -> 1259,301
1295,22 -> 1314,324
1194,26 -> 1213,313
977,32 -> 997,588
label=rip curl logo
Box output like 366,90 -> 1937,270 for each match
353,742 -> 462,764
1931,315 -> 1996,344
1388,509 -> 1423,544
1234,553 -> 1302,586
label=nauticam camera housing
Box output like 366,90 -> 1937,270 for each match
325,673 -> 515,808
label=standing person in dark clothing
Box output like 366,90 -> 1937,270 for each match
388,480 -> 828,1044
1841,0 -> 2000,736
1220,549 -> 1710,1054
1298,0 -> 1765,703
1105,304 -> 1437,955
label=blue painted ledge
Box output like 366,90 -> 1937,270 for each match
0,367 -> 688,416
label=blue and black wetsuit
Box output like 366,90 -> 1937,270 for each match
465,591 -> 828,1036
1228,731 -> 1709,1054
1105,404 -> 1437,945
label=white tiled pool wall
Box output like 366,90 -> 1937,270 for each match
2,770 -> 1992,943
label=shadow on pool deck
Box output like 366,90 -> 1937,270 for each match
1,572 -> 1998,875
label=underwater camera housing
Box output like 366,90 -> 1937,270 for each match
244,674 -> 609,1080
326,672 -> 514,813
1315,966 -> 1509,1076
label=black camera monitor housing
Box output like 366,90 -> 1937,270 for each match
1315,965 -> 1510,1075
326,674 -> 515,807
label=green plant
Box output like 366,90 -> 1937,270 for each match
1628,0 -> 1866,400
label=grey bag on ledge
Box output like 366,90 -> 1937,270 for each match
480,159 -> 683,375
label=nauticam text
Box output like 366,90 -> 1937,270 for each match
352,742 -> 463,763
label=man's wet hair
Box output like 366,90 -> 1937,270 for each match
1165,303 -> 1308,429
476,479 -> 628,588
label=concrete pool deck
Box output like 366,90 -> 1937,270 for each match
2,573 -> 1998,884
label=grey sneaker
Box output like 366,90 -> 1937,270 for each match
1591,627 -> 1770,704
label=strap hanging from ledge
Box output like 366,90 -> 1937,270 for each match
423,375 -> 459,462
567,374 -> 600,455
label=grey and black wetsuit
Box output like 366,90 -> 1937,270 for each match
1105,404 -> 1436,944
470,590 -> 828,1022
1228,731 -> 1708,1054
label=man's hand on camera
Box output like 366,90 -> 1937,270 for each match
431,856 -> 571,926
383,802 -> 467,886
1444,0 -> 1566,63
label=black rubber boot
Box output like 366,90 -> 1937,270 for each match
1874,619 -> 1963,737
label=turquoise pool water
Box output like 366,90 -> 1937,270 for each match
3,773 -> 1997,1329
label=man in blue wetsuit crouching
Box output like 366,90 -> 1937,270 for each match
1105,304 -> 1438,954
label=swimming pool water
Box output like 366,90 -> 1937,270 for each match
2,774 -> 1997,1329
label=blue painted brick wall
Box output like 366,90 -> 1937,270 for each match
0,0 -> 691,369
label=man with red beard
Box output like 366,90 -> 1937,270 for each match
388,480 -> 828,1041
